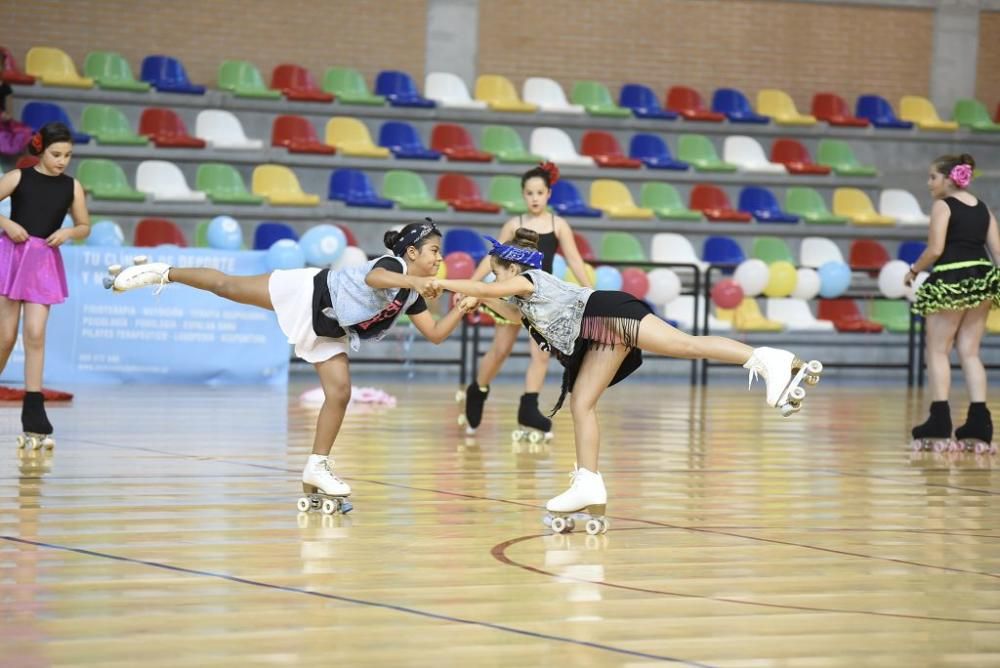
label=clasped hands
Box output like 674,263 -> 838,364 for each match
410,277 -> 480,313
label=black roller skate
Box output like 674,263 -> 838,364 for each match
910,401 -> 953,452
953,403 -> 996,455
18,391 -> 55,451
458,383 -> 489,435
512,392 -> 553,444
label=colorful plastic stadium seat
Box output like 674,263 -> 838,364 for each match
25,47 -> 93,88
666,295 -> 729,331
690,185 -> 752,222
712,88 -> 770,124
328,169 -> 394,208
139,108 -> 206,148
253,222 -> 298,250
799,236 -> 845,268
756,89 -> 816,126
83,51 -> 150,92
272,115 -> 335,154
764,299 -> 835,332
521,78 -> 584,113
870,300 -> 915,333
324,117 -> 390,158
378,122 -> 441,160
898,241 -> 927,266
322,67 -> 385,105
270,64 -> 333,102
196,163 -> 265,205
376,70 -> 435,108
529,128 -> 595,167
134,218 -> 187,247
817,299 -> 883,333
135,160 -> 207,203
0,47 -> 36,85
784,188 -> 848,225
382,170 -> 448,211
81,105 -> 149,145
195,110 -> 264,150
430,124 -> 493,162
140,55 -> 205,95
600,231 -> 646,262
475,75 -> 537,112
810,93 -> 869,127
953,98 -> 1000,132
738,187 -> 799,223
581,131 -> 642,169
20,102 -> 91,143
898,96 -> 957,131
855,95 -> 913,129
640,183 -> 701,221
629,134 -> 688,170
488,176 -> 529,214
703,236 -> 746,266
618,84 -> 678,120
550,180 -> 602,218
752,236 -> 795,265
77,159 -> 145,201
988,309 -> 1000,334
437,174 -> 501,213
817,139 -> 878,176
849,239 -> 891,273
879,189 -> 929,225
770,139 -> 831,175
424,72 -> 487,110
723,136 -> 786,174
590,180 -> 654,219
481,126 -> 542,163
833,188 -> 895,226
677,134 -> 737,172
219,60 -> 281,99
444,228 -> 489,263
665,86 -> 725,122
651,233 -> 709,272
571,232 -> 597,262
572,81 -> 632,118
337,224 -> 359,247
715,298 -> 785,332
252,165 -> 320,206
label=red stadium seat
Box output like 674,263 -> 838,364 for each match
770,139 -> 832,175
849,239 -> 890,274
271,64 -> 334,103
580,131 -> 642,168
134,218 -> 188,247
437,174 -> 502,213
272,115 -> 336,154
138,108 -> 206,149
811,93 -> 870,127
665,86 -> 725,122
566,231 -> 596,262
0,46 -> 36,85
817,299 -> 883,333
335,223 -> 359,247
689,185 -> 752,222
430,123 -> 493,162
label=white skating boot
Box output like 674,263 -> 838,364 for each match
105,256 -> 172,293
544,467 -> 608,535
297,455 -> 353,515
743,347 -> 823,416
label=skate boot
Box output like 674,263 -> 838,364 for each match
544,466 -> 608,535
743,347 -> 823,416
953,403 -> 996,455
105,256 -> 171,294
297,455 -> 353,515
457,383 -> 489,435
910,401 -> 954,452
17,391 -> 54,451
512,392 -> 553,443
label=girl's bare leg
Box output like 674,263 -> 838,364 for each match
311,354 -> 352,456
0,296 -> 21,375
924,310 -> 963,401
568,345 -> 629,472
167,268 -> 274,311
20,303 -> 50,391
635,314 -> 751,363
955,301 -> 990,402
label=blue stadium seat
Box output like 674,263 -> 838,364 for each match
378,122 -> 442,160
550,180 -> 602,218
618,84 -> 678,120
21,102 -> 91,143
703,235 -> 746,267
856,95 -> 914,129
897,240 -> 927,265
328,169 -> 394,208
253,222 -> 298,250
139,55 -> 205,95
375,70 -> 436,108
738,187 -> 800,223
628,134 -> 689,170
712,88 -> 770,124
444,228 -> 488,263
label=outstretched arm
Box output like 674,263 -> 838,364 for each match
434,276 -> 534,300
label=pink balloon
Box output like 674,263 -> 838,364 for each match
620,268 -> 650,299
711,279 -> 744,309
445,252 -> 475,279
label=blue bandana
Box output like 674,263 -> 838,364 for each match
392,219 -> 439,256
484,235 -> 543,270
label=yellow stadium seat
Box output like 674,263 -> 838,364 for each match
716,298 -> 784,331
833,188 -> 895,226
251,165 -> 320,206
474,75 -> 538,113
757,89 -> 816,126
324,117 -> 390,158
987,309 -> 1000,334
25,46 -> 94,88
589,180 -> 654,219
899,96 -> 958,131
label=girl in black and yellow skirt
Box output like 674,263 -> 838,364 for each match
908,153 -> 1000,453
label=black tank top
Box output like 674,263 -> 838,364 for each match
10,167 -> 75,238
936,197 -> 991,266
519,214 -> 557,274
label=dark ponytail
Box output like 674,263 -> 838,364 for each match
28,122 -> 74,156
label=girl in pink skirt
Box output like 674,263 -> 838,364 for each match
0,122 -> 91,449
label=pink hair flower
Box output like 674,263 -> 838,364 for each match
950,163 -> 973,188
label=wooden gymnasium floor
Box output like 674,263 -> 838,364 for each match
1,377 -> 999,667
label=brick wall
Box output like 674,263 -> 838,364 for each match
977,11 -> 1000,113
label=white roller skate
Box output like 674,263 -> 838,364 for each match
743,347 -> 823,417
105,256 -> 171,294
544,467 -> 609,535
297,455 -> 353,515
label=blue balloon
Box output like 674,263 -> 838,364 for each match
300,224 -> 347,267
266,239 -> 306,270
85,220 -> 125,247
818,260 -> 851,298
551,253 -> 567,279
595,265 -> 623,291
207,215 -> 243,250
0,197 -> 9,219
61,214 -> 74,229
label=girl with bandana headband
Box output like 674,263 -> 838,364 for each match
434,229 -> 822,533
907,153 -> 1000,454
105,219 -> 471,512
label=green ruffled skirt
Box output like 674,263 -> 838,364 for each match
912,261 -> 1000,316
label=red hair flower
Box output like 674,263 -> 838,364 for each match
30,133 -> 43,153
539,161 -> 560,186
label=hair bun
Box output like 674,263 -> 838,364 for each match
538,161 -> 560,186
383,230 -> 400,250
512,227 -> 540,250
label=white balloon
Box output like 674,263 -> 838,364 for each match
334,245 -> 368,270
646,268 -> 682,305
878,260 -> 909,299
733,259 -> 769,297
905,271 -> 929,302
790,268 -> 821,300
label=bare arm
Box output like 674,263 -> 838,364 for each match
987,208 -> 1000,261
0,170 -> 27,242
408,305 -> 468,345
365,267 -> 439,299
435,275 -> 534,300
469,218 -> 517,282
906,200 -> 949,282
554,217 -> 593,287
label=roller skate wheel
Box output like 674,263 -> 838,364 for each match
108,264 -> 123,276
789,386 -> 806,402
455,390 -> 466,402
565,517 -> 575,532
321,498 -> 339,515
42,437 -> 55,450
457,414 -> 466,426
805,375 -> 820,386
780,404 -> 796,418
585,519 -> 603,536
133,255 -> 148,265
16,435 -> 26,449
933,440 -> 950,453
511,429 -> 524,442
805,360 -> 823,375
527,431 -> 542,444
296,497 -> 311,512
551,516 -> 568,533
